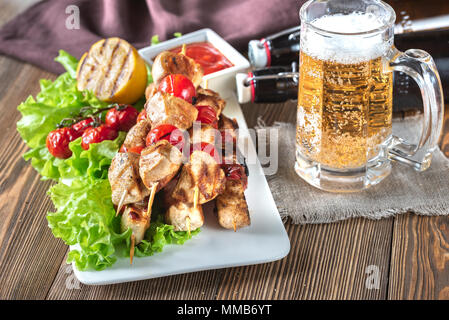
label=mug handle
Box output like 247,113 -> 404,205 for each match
387,47 -> 444,171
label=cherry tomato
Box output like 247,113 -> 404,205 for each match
158,74 -> 196,103
137,109 -> 147,123
146,124 -> 178,146
46,127 -> 77,159
162,128 -> 185,151
146,124 -> 185,151
71,118 -> 94,137
81,125 -> 118,150
190,142 -> 221,163
105,105 -> 139,131
222,164 -> 248,189
128,146 -> 144,154
195,105 -> 217,128
119,144 -> 127,153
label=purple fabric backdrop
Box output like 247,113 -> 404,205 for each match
0,0 -> 305,74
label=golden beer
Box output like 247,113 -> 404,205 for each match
296,0 -> 443,192
296,51 -> 393,169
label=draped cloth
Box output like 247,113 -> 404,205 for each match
0,0 -> 305,73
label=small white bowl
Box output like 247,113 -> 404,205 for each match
138,28 -> 250,95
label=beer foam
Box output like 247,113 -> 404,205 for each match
302,12 -> 391,64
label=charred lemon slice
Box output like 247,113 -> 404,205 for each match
76,37 -> 147,104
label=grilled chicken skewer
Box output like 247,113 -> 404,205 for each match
113,48 -> 203,251
121,202 -> 149,264
151,50 -> 203,87
110,47 -> 238,259
167,102 -> 227,232
216,115 -> 251,231
109,151 -> 150,214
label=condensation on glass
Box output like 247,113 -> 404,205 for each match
295,0 -> 444,192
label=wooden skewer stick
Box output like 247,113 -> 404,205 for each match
146,182 -> 159,216
186,216 -> 191,237
130,234 -> 135,265
181,43 -> 186,55
233,216 -> 237,233
116,190 -> 127,216
203,79 -> 208,90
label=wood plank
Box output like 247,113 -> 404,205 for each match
240,100 -> 297,128
215,217 -> 393,299
0,59 -> 68,299
46,252 -> 224,299
388,105 -> 449,300
388,214 -> 449,299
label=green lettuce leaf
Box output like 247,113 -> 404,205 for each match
17,50 -> 109,179
17,49 -> 198,271
54,49 -> 79,79
134,214 -> 200,258
47,178 -> 130,271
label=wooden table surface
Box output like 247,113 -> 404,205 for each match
1,1 -> 449,300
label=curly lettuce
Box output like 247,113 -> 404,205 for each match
16,50 -> 198,271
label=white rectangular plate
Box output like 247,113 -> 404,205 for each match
72,71 -> 289,286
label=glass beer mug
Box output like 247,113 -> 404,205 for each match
295,0 -> 444,192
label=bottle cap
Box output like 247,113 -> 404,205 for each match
248,40 -> 270,68
235,73 -> 253,104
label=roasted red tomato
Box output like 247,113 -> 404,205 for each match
128,146 -> 144,154
119,144 -> 143,154
195,105 -> 217,128
190,142 -> 221,163
81,125 -> 118,150
163,128 -> 185,151
105,105 -> 139,131
146,124 -> 178,146
119,144 -> 127,153
46,127 -> 77,159
146,124 -> 185,151
222,164 -> 248,189
137,109 -> 147,123
158,74 -> 196,103
71,118 -> 94,137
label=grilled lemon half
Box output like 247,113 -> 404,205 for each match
76,37 -> 147,104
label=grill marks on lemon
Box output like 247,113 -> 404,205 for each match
76,37 -> 147,104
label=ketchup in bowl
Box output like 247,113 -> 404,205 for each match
170,42 -> 233,75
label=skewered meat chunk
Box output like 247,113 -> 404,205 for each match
165,201 -> 204,232
121,203 -> 150,243
171,150 -> 226,204
145,83 -> 156,100
196,87 -> 226,116
123,120 -> 150,150
152,51 -> 203,87
216,179 -> 250,230
139,139 -> 183,191
145,87 -> 198,130
109,152 -> 150,206
218,114 -> 239,155
216,115 -> 251,230
218,114 -> 238,134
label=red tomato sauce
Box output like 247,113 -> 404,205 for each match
170,42 -> 233,75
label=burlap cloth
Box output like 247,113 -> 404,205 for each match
258,115 -> 449,224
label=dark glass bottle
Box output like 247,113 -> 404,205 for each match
248,0 -> 449,69
248,26 -> 300,68
236,65 -> 298,104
